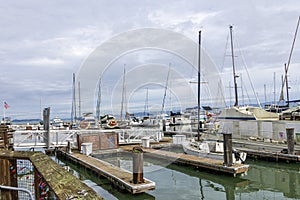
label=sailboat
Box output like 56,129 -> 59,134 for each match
218,26 -> 278,121
181,30 -> 247,164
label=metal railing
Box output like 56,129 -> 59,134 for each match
0,185 -> 34,200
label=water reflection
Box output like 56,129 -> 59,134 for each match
240,160 -> 300,199
97,154 -> 248,200
57,151 -> 300,200
96,153 -> 300,200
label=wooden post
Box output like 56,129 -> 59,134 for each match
0,125 -> 8,149
286,128 -> 295,155
162,119 -> 166,132
34,168 -> 41,200
4,130 -> 8,150
223,133 -> 233,166
67,140 -> 72,154
43,107 -> 51,149
0,159 -> 18,200
9,159 -> 18,200
132,146 -> 144,184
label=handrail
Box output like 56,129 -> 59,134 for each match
0,185 -> 34,200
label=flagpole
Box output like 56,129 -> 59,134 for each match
3,101 -> 5,120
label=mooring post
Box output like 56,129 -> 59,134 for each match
67,140 -> 72,154
43,107 -> 51,149
162,119 -> 166,132
132,146 -> 144,184
286,128 -> 295,155
223,133 -> 233,166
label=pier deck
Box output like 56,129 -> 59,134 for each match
233,139 -> 300,162
121,146 -> 249,176
0,150 -> 103,199
57,150 -> 155,194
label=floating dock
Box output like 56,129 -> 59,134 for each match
233,139 -> 300,162
121,146 -> 249,176
57,150 -> 155,194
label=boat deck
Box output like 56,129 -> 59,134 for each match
120,146 -> 249,176
57,150 -> 155,194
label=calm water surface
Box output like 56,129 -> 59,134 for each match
56,152 -> 300,200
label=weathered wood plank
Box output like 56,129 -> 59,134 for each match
121,145 -> 249,176
0,150 -> 103,199
57,150 -> 155,194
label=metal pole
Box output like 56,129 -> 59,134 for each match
197,30 -> 201,141
229,25 -> 238,107
285,64 -> 290,107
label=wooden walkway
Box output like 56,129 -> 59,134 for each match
121,146 -> 249,176
233,139 -> 300,162
0,150 -> 103,200
57,150 -> 155,194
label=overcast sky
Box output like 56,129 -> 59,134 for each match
1,0 -> 299,119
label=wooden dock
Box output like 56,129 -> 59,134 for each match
121,146 -> 249,176
233,139 -> 300,162
0,150 -> 103,199
57,150 -> 155,194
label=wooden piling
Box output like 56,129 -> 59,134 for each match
223,133 -> 233,166
43,107 -> 51,148
121,146 -> 249,176
162,119 -> 166,132
132,146 -> 144,184
286,128 -> 295,155
56,150 -> 155,193
0,159 -> 18,200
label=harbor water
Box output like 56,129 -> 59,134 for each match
55,150 -> 300,200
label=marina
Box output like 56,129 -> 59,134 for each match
57,149 -> 300,200
2,119 -> 300,199
1,2 -> 300,199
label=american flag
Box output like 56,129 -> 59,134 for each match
4,102 -> 9,109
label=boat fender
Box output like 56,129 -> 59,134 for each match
280,149 -> 288,154
233,149 -> 245,164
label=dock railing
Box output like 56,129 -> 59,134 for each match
13,129 -> 78,149
118,128 -> 163,144
0,150 -> 103,199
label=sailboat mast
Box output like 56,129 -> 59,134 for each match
279,16 -> 300,102
229,25 -> 238,107
71,73 -> 77,124
120,65 -> 126,120
285,63 -> 290,107
144,88 -> 149,116
161,63 -> 171,114
197,30 -> 201,141
96,76 -> 102,124
78,81 -> 81,118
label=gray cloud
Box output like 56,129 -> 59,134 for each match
0,0 -> 299,119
